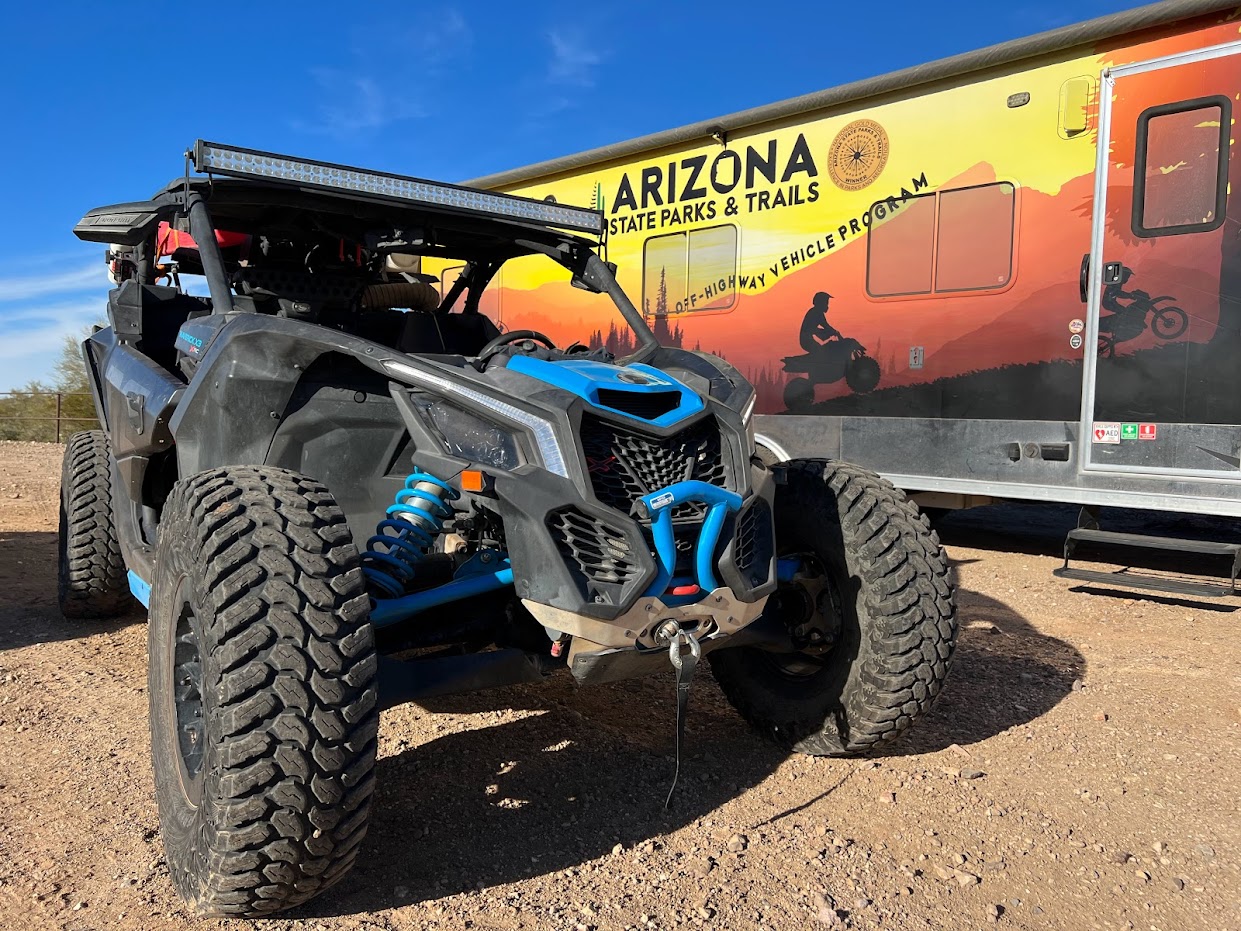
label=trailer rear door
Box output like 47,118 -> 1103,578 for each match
1083,40 -> 1241,480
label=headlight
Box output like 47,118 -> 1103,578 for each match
741,391 -> 757,452
383,359 -> 569,477
415,397 -> 521,471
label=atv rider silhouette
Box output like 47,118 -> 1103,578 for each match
782,290 -> 881,409
800,291 -> 841,352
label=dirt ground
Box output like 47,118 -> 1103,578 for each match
0,440 -> 1236,931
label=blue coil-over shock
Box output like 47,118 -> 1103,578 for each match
362,471 -> 460,599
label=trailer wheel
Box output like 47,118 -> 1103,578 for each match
58,430 -> 132,619
783,378 -> 815,411
148,466 -> 378,917
709,459 -> 956,756
845,355 -> 881,394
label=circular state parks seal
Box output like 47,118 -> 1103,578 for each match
827,119 -> 889,192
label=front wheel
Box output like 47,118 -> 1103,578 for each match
845,355 -> 881,394
709,460 -> 956,756
148,466 -> 378,917
1152,306 -> 1188,340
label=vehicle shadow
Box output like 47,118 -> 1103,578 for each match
0,531 -> 145,654
300,582 -> 1083,918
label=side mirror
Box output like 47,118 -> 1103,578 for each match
73,200 -> 168,245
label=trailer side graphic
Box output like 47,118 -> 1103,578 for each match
446,1 -> 1241,517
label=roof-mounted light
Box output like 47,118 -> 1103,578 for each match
191,140 -> 604,235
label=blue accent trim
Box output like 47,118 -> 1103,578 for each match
127,570 -> 151,608
506,357 -> 704,427
369,557 -> 514,628
776,557 -> 802,583
640,481 -> 743,598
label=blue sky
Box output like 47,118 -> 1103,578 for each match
0,0 -> 1140,390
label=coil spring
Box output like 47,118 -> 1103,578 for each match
362,470 -> 460,599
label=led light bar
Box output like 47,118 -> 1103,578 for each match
192,140 -> 604,235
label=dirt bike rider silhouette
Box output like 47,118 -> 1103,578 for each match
1097,265 -> 1189,355
1101,266 -> 1140,318
799,291 -> 841,353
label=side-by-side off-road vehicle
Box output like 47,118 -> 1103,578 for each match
61,141 -> 956,917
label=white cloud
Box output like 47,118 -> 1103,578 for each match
291,8 -> 470,138
0,262 -> 107,302
0,261 -> 110,390
547,30 -> 604,88
291,70 -> 428,138
0,298 -> 106,391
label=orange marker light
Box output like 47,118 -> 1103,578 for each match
460,469 -> 487,493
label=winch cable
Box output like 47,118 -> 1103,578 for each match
657,620 -> 701,809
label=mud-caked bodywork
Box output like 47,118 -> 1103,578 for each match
61,142 -> 956,917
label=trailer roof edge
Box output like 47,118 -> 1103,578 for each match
465,0 -> 1238,189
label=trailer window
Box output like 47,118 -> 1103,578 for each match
936,183 -> 1016,291
866,193 -> 935,297
1132,96 -> 1230,238
643,225 -> 738,314
866,182 -> 1016,297
643,233 -> 688,315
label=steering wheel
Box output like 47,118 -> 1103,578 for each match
475,329 -> 557,366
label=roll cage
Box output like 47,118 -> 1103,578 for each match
73,142 -> 658,357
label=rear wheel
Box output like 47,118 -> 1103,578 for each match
709,460 -> 956,756
783,377 -> 815,411
57,430 -> 131,619
148,466 -> 378,917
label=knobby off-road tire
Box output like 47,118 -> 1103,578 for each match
148,466 -> 378,917
58,430 -> 132,619
709,460 -> 956,756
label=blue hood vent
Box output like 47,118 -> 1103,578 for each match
506,357 -> 705,427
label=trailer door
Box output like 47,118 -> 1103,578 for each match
1083,41 -> 1241,480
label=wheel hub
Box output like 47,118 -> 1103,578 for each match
170,589 -> 206,807
779,553 -> 843,655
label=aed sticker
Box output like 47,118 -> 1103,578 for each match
1120,423 -> 1139,440
1069,318 -> 1085,334
1069,334 -> 1083,350
1139,423 -> 1158,440
1092,422 -> 1121,444
649,491 -> 675,510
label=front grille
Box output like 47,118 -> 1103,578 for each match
580,415 -> 727,518
548,508 -> 642,588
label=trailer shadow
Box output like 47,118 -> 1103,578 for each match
0,531 -> 145,654
301,584 -> 1083,918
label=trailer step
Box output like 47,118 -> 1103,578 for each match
1052,567 -> 1236,598
1057,522 -> 1241,598
1065,528 -> 1241,557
